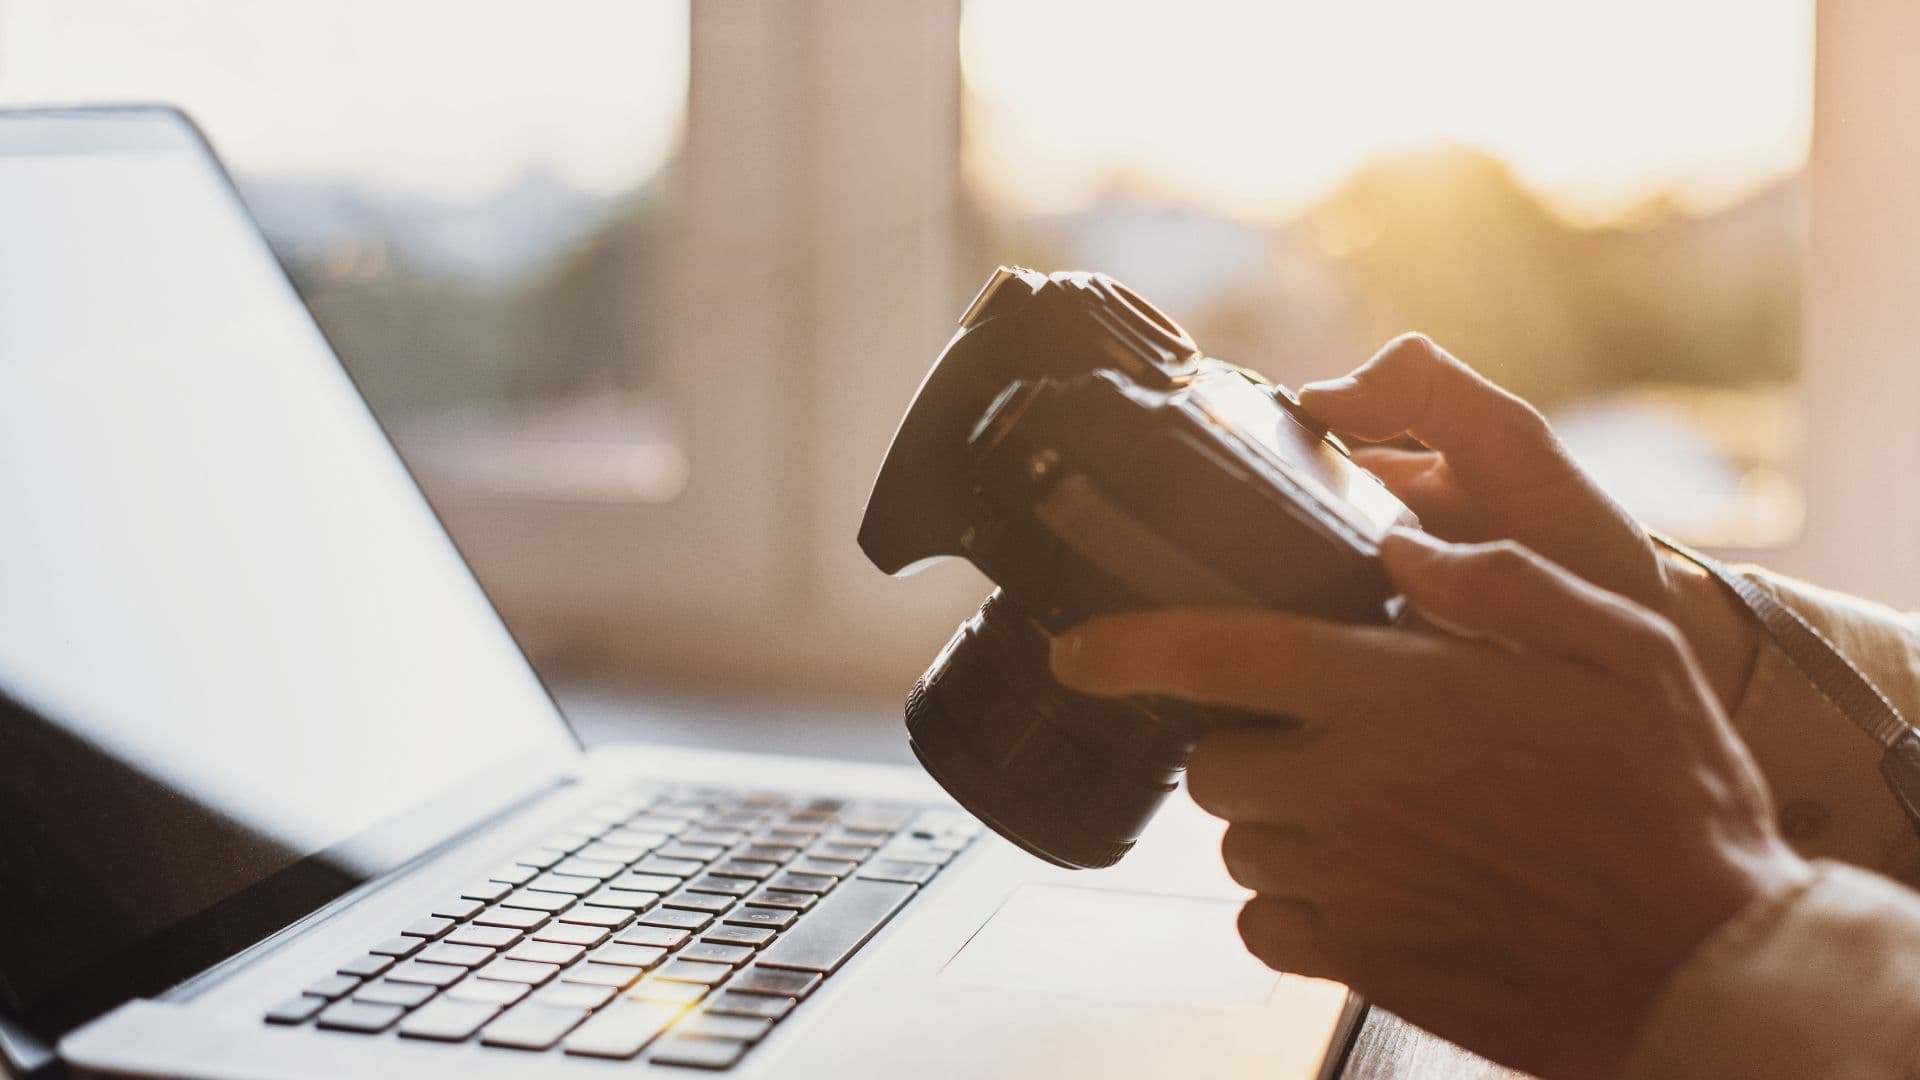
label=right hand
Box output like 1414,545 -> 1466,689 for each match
1298,334 -> 1756,709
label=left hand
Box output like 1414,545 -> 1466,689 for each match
1048,529 -> 1809,1080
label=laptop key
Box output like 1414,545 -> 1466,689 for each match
584,887 -> 657,910
460,880 -> 512,902
654,959 -> 733,986
602,828 -> 672,851
419,942 -> 495,968
475,957 -> 562,985
679,1012 -> 773,1042
657,842 -> 726,862
386,960 -> 467,988
445,977 -> 529,1006
663,889 -> 735,914
649,1034 -> 748,1070
534,982 -> 616,1010
556,905 -> 633,929
681,829 -> 747,847
679,942 -> 753,966
501,888 -> 574,913
728,965 -> 821,1000
263,996 -> 326,1025
577,841 -> 648,863
560,961 -> 643,989
525,872 -> 600,896
618,924 -> 691,949
369,935 -> 424,958
708,859 -> 780,881
764,872 -> 836,895
533,921 -> 611,947
513,848 -> 564,870
744,888 -> 815,912
336,953 -> 393,979
448,924 -> 522,948
637,907 -> 712,931
488,863 -> 537,886
354,979 -> 437,1008
553,856 -> 626,881
401,910 -> 453,937
632,855 -> 705,878
589,942 -> 669,969
432,897 -> 486,919
304,974 -> 359,1000
701,924 -> 777,949
562,998 -> 683,1059
505,940 -> 585,966
610,872 -> 685,894
473,904 -> 548,930
625,977 -> 708,1004
756,879 -> 915,975
721,906 -> 796,931
787,857 -> 857,878
478,1000 -> 589,1050
315,1000 -> 405,1033
855,859 -> 938,886
685,874 -> 756,897
397,996 -> 500,1042
704,992 -> 794,1021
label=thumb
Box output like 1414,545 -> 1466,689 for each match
1379,528 -> 1688,685
1298,334 -> 1565,485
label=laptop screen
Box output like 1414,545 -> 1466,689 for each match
0,109 -> 579,1034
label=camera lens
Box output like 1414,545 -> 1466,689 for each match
905,590 -> 1202,869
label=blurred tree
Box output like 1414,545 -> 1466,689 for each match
1302,147 -> 1800,408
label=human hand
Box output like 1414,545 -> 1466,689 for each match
1050,531 -> 1810,1080
1297,335 -> 1756,711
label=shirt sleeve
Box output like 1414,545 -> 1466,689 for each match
1719,566 -> 1920,883
1623,860 -> 1920,1080
1623,568 -> 1920,1078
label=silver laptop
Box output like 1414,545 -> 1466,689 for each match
0,106 -> 1359,1079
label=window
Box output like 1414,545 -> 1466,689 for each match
0,0 -> 692,505
961,0 -> 1813,549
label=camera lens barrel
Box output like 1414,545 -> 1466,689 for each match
905,591 -> 1201,869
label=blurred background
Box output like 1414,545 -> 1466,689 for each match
10,0 -> 1913,753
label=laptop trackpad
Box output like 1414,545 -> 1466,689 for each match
939,885 -> 1280,1005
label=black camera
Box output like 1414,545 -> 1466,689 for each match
860,267 -> 1417,869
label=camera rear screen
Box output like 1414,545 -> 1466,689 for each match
1187,374 -> 1412,540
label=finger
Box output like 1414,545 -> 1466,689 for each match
1298,334 -> 1564,484
1188,726 -> 1334,825
1379,528 -> 1687,684
1220,822 -> 1321,897
1049,607 -> 1460,724
1237,895 -> 1345,980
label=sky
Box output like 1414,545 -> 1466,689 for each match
963,0 -> 1814,224
0,0 -> 1811,222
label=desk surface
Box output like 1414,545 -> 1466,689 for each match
558,680 -> 1533,1080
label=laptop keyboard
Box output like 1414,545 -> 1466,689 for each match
264,787 -> 978,1069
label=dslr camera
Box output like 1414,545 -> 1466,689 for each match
860,267 -> 1417,869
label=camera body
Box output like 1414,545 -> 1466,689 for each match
860,267 -> 1416,868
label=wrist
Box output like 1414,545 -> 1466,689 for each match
1653,547 -> 1761,715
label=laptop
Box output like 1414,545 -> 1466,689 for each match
0,106 -> 1361,1079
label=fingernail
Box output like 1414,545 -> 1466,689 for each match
1299,375 -> 1360,396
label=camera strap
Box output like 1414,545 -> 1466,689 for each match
1656,535 -> 1920,843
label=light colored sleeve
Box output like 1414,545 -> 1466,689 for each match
1622,860 -> 1920,1079
1623,568 -> 1920,1078
1718,566 -> 1920,882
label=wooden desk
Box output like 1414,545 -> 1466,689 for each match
1342,1009 -> 1533,1079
